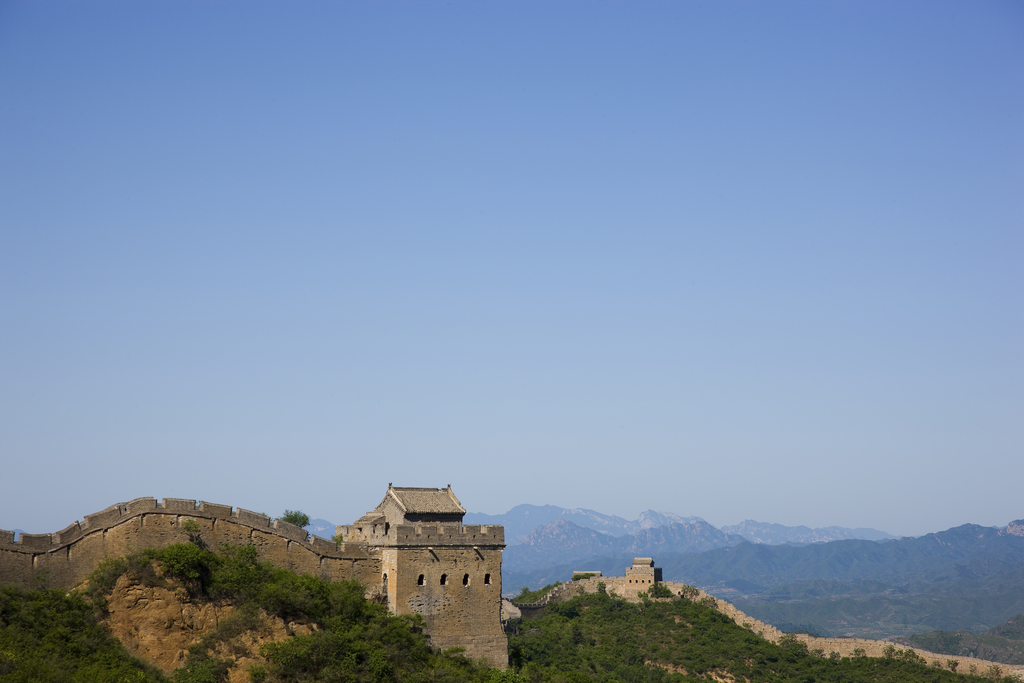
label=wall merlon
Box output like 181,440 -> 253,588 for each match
272,519 -> 309,543
160,498 -> 198,512
55,521 -> 83,545
234,508 -> 271,529
340,542 -> 370,559
83,504 -> 123,530
198,501 -> 232,518
310,535 -> 343,555
0,530 -> 14,544
18,533 -> 54,550
124,497 -> 158,515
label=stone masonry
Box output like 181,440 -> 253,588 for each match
338,485 -> 507,667
0,486 -> 507,668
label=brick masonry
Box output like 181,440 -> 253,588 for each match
0,494 -> 508,668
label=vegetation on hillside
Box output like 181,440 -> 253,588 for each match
506,525 -> 1024,641
733,567 -> 1024,640
5,542 -> 1024,683
507,588 -> 1024,683
0,583 -> 169,682
90,543 -> 497,683
896,615 -> 1024,665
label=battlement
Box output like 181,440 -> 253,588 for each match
337,521 -> 504,547
0,497 -> 373,557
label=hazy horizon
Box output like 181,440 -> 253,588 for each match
5,497 -> 1017,541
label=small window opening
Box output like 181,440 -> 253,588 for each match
463,573 -> 470,586
417,574 -> 424,586
484,573 -> 491,585
440,574 -> 448,586
384,522 -> 390,535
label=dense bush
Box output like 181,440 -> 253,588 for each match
0,584 -> 168,682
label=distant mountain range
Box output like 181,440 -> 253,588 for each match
463,505 -> 706,544
503,520 -> 1024,640
503,518 -> 746,574
464,504 -> 893,546
721,519 -> 896,544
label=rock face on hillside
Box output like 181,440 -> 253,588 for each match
102,571 -> 312,682
1002,520 -> 1024,538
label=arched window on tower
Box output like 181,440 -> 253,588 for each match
417,574 -> 424,586
440,574 -> 448,586
463,573 -> 470,586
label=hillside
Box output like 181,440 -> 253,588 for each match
895,616 -> 1024,665
1,543 -> 495,683
508,587 -> 1023,682
504,522 -> 1024,641
7,551 -> 1024,683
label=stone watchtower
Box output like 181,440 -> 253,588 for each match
337,485 -> 507,667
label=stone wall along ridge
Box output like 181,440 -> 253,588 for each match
0,497 -> 380,589
515,574 -> 1024,676
0,498 -> 343,551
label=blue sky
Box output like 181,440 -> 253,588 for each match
1,1 -> 1021,539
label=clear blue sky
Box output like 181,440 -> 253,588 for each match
1,1 -> 1021,539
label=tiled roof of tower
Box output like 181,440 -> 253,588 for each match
381,485 -> 465,515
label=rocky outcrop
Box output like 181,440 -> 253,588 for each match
99,567 -> 313,682
1002,520 -> 1024,538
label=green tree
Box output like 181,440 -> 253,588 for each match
281,510 -> 310,528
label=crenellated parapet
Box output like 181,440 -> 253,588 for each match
0,497 -> 379,590
339,521 -> 504,548
0,497 -> 366,555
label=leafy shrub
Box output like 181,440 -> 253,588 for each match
648,582 -> 674,598
281,510 -> 310,528
0,584 -> 168,682
159,543 -> 218,593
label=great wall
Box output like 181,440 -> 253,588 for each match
2,493 -> 1022,677
507,560 -> 1024,677
0,487 -> 508,668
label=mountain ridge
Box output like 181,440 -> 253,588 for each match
722,519 -> 896,544
465,504 -> 894,546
